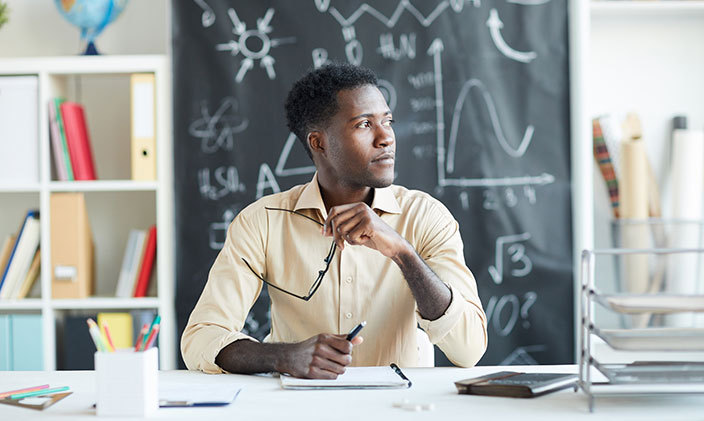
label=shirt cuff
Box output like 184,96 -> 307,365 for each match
416,283 -> 467,344
201,331 -> 259,374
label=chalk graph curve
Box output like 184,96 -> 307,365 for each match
446,78 -> 534,173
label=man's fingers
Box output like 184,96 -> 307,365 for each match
324,204 -> 365,237
308,366 -> 341,380
334,212 -> 366,244
351,336 -> 363,346
323,334 -> 354,355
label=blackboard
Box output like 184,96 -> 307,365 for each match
172,0 -> 572,368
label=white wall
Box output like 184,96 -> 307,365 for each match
0,0 -> 168,57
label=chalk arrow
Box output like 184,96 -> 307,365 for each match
426,38 -> 444,56
235,58 -> 253,83
486,8 -> 536,63
227,8 -> 246,35
315,0 -> 331,12
261,56 -> 276,80
216,40 -> 239,56
257,8 -> 275,33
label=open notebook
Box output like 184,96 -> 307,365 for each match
280,364 -> 412,389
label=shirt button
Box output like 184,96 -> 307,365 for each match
345,277 -> 352,284
345,313 -> 352,319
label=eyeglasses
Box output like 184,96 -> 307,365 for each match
241,207 -> 337,301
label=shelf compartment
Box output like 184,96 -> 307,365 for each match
592,293 -> 704,314
592,359 -> 704,385
51,297 -> 159,310
593,327 -> 704,351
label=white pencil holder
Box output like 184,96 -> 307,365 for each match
95,347 -> 158,417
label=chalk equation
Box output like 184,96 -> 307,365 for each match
488,232 -> 532,285
485,291 -> 537,337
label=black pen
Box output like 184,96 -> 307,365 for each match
346,321 -> 366,341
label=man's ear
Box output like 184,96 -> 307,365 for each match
307,130 -> 325,155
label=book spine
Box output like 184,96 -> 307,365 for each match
54,98 -> 74,181
60,102 -> 97,181
133,225 -> 157,297
48,101 -> 68,181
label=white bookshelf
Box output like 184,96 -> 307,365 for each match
591,0 -> 704,14
0,55 -> 175,370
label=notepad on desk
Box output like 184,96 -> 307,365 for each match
280,364 -> 411,389
455,371 -> 577,398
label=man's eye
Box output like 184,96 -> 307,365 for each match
383,119 -> 395,127
359,121 -> 371,128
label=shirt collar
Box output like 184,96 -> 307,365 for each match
294,173 -> 402,217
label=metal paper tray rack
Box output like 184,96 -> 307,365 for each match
579,248 -> 704,412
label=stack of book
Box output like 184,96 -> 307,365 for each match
0,210 -> 41,300
48,98 -> 97,181
115,225 -> 157,298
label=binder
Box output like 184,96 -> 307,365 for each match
130,73 -> 156,180
0,314 -> 10,370
0,76 -> 39,184
11,314 -> 43,370
98,312 -> 134,349
60,102 -> 97,181
59,313 -> 97,370
50,193 -> 94,299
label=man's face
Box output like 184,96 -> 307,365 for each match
321,84 -> 396,189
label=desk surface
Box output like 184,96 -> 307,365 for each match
1,365 -> 703,420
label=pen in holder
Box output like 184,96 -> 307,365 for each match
95,347 -> 158,417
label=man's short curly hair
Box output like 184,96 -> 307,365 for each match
285,63 -> 378,159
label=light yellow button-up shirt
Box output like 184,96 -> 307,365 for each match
182,174 -> 487,373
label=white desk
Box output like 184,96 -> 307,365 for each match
1,365 -> 702,420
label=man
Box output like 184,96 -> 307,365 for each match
182,63 -> 487,378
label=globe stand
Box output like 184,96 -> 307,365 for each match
83,41 -> 100,56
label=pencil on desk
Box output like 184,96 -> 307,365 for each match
0,384 -> 49,399
9,386 -> 69,400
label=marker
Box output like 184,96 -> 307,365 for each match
86,319 -> 108,352
346,321 -> 366,341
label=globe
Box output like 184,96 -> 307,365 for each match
54,0 -> 129,55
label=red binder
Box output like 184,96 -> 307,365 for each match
133,225 -> 156,297
60,102 -> 97,181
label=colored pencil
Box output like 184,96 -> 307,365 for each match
134,323 -> 149,351
0,384 -> 49,399
9,386 -> 69,400
142,324 -> 160,351
102,320 -> 116,352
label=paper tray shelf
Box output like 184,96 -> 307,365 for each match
592,327 -> 704,351
591,360 -> 704,385
592,293 -> 704,314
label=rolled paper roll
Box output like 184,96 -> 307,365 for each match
666,126 -> 704,327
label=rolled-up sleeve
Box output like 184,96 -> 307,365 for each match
415,202 -> 488,367
181,207 -> 266,373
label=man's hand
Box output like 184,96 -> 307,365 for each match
323,203 -> 410,259
278,333 -> 363,379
